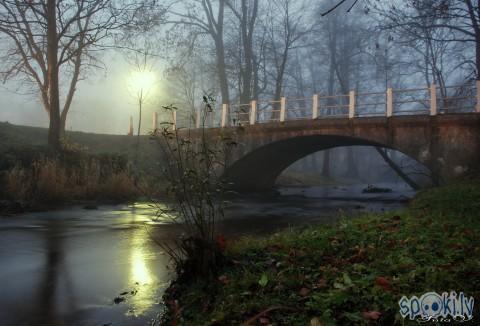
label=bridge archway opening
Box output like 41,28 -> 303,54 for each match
224,135 -> 432,192
277,145 -> 431,189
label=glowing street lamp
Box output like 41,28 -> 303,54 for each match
128,69 -> 157,140
130,70 -> 156,95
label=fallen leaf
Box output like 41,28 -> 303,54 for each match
218,275 -> 229,285
299,287 -> 310,297
362,311 -> 382,320
259,273 -> 269,287
216,234 -> 227,251
375,277 -> 391,291
314,279 -> 327,289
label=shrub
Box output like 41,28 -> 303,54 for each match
153,96 -> 236,282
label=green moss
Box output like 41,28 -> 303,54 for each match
164,181 -> 480,325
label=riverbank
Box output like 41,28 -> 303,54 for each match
0,122 -> 164,215
163,180 -> 480,325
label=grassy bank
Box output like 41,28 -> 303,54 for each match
0,122 -> 163,174
0,122 -> 164,212
163,180 -> 480,325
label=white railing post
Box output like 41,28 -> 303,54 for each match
386,88 -> 393,117
128,116 -> 133,136
476,80 -> 480,113
196,109 -> 201,128
221,104 -> 228,127
430,84 -> 437,116
280,97 -> 286,122
250,100 -> 257,125
312,94 -> 319,119
349,90 -> 355,118
172,110 -> 177,130
152,112 -> 158,131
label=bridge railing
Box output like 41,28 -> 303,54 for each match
438,83 -> 477,113
256,100 -> 282,123
155,81 -> 480,130
392,87 -> 431,116
355,91 -> 386,117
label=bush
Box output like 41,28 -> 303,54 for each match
153,96 -> 236,282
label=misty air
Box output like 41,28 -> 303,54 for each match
0,0 -> 479,325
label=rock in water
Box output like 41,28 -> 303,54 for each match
362,184 -> 392,193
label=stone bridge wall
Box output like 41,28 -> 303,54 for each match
182,113 -> 480,191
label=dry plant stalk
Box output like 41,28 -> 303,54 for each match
153,95 -> 236,281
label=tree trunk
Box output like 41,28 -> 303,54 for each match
375,147 -> 420,190
476,32 -> 480,80
322,150 -> 330,178
465,0 -> 480,79
239,0 -> 256,104
137,94 -> 143,141
60,118 -> 66,138
274,53 -> 287,101
216,39 -> 229,105
60,54 -> 82,137
344,147 -> 358,178
214,0 -> 229,105
47,0 -> 61,151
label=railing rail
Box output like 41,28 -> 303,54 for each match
154,81 -> 480,130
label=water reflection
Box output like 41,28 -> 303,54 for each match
33,218 -> 76,325
0,187 -> 412,325
131,248 -> 153,284
128,224 -> 157,317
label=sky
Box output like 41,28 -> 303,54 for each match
0,52 -> 164,135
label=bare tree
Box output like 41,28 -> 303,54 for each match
374,0 -> 480,80
374,0 -> 470,100
127,48 -> 158,143
167,0 -> 230,104
264,0 -> 310,116
226,0 -> 259,105
0,0 -> 146,149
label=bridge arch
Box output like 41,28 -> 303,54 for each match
182,114 -> 479,192
224,134 -> 419,191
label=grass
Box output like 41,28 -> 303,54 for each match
0,122 -> 165,208
4,157 -> 139,203
0,121 -> 164,176
163,179 -> 480,325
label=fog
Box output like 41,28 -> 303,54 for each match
0,52 -> 164,135
0,0 -> 476,144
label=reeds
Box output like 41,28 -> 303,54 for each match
4,156 -> 139,203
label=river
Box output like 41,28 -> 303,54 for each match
0,183 -> 414,326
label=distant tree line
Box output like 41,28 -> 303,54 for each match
0,0 -> 477,151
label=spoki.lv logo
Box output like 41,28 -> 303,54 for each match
399,291 -> 474,321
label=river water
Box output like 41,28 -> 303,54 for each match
0,183 -> 414,326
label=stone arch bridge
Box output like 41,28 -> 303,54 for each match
183,114 -> 480,191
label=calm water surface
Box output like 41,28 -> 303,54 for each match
0,183 -> 414,326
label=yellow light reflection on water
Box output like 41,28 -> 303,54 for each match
131,249 -> 152,285
128,226 -> 156,316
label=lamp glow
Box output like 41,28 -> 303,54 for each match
129,70 -> 156,94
